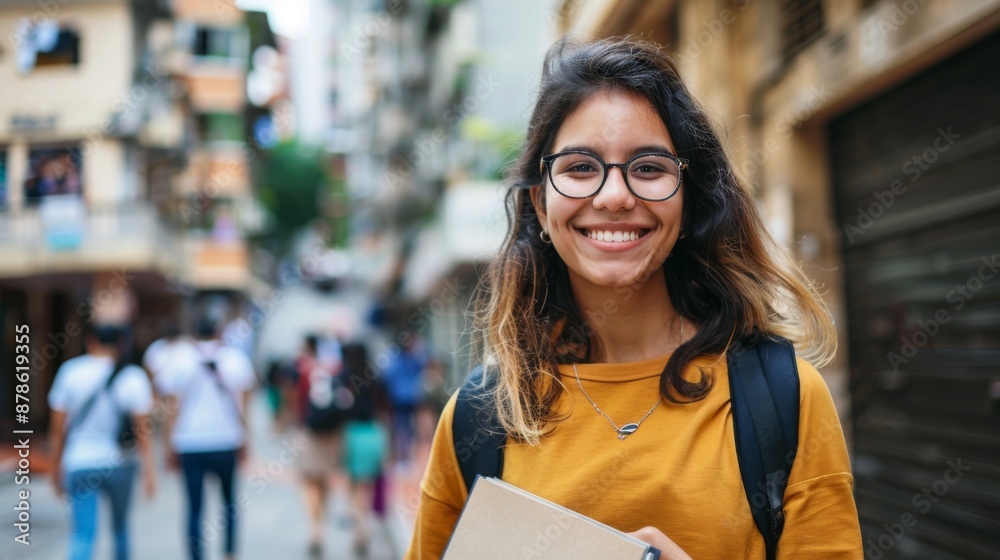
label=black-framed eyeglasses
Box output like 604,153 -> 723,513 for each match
540,150 -> 688,202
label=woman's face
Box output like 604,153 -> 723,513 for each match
532,89 -> 684,292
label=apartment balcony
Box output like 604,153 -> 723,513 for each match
0,198 -> 178,279
162,19 -> 249,113
171,0 -> 244,26
173,147 -> 251,197
180,235 -> 251,290
179,64 -> 247,113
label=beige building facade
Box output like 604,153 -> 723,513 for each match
0,0 -> 265,431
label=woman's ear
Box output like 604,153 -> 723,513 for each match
530,185 -> 547,229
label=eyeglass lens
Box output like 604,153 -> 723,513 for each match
548,153 -> 681,200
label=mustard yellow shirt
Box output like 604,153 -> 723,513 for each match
406,355 -> 863,559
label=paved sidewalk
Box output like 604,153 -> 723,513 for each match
1,395 -> 420,560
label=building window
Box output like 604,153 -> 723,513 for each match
780,0 -> 825,61
192,25 -> 246,61
0,150 -> 8,208
196,113 -> 244,143
14,20 -> 80,74
24,146 -> 83,204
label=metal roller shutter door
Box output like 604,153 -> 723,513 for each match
830,32 -> 1000,559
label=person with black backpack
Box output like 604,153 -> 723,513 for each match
293,334 -> 354,558
47,323 -> 156,560
406,38 -> 863,559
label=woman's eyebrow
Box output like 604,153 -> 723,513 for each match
556,145 -> 596,153
554,145 -> 677,157
631,145 -> 675,156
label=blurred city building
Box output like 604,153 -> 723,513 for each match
281,0 -> 554,384
560,0 -> 1000,556
264,0 -> 557,384
0,0 -> 278,433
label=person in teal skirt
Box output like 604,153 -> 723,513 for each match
341,342 -> 390,558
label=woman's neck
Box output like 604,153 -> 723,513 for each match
571,270 -> 686,364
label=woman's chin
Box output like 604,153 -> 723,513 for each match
572,266 -> 660,292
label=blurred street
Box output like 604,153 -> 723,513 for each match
1,393 -> 418,560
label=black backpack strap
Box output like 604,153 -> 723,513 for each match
67,359 -> 129,435
453,365 -> 506,493
728,336 -> 800,560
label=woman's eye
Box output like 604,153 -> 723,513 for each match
633,165 -> 666,175
564,162 -> 598,173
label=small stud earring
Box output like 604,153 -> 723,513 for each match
679,227 -> 686,239
540,229 -> 552,244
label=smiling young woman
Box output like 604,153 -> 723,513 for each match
406,38 -> 862,559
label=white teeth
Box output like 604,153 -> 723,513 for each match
585,230 -> 643,242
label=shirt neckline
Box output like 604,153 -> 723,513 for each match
557,352 -> 672,383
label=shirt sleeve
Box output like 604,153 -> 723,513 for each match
47,363 -> 70,413
779,358 -> 863,559
405,391 -> 467,560
112,365 -> 154,415
156,347 -> 195,396
221,348 -> 257,391
142,339 -> 162,374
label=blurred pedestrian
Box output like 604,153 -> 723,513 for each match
157,316 -> 256,560
47,323 -> 156,560
415,358 -> 448,451
380,331 -> 429,463
294,334 -> 351,558
221,294 -> 255,360
340,342 -> 390,558
142,321 -> 193,384
263,360 -> 298,432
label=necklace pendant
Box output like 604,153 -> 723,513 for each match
617,423 -> 639,440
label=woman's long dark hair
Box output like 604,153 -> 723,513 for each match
474,37 -> 836,444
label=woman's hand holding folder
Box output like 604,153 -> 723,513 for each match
628,527 -> 692,560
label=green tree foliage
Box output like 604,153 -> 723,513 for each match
255,140 -> 330,246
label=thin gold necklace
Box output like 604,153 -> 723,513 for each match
573,315 -> 684,441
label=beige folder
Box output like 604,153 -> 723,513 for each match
443,476 -> 660,560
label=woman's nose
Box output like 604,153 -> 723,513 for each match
592,165 -> 636,212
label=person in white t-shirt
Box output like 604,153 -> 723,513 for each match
142,322 -> 194,383
47,324 -> 156,560
157,317 -> 256,560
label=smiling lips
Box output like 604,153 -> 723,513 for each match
578,227 -> 652,243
